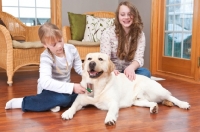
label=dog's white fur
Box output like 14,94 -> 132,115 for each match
62,53 -> 190,125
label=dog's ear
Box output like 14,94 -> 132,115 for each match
108,59 -> 115,73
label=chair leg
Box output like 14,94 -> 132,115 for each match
7,71 -> 13,86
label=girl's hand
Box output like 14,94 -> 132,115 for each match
113,70 -> 120,76
73,83 -> 86,94
124,64 -> 136,81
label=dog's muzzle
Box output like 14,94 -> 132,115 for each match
89,61 -> 96,70
88,61 -> 103,78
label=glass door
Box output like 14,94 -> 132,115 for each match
165,0 -> 193,59
151,0 -> 200,83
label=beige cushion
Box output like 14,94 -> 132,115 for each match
13,40 -> 43,49
68,40 -> 100,46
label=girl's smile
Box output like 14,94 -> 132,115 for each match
118,5 -> 133,33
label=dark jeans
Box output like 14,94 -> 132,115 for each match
22,90 -> 77,112
122,67 -> 151,78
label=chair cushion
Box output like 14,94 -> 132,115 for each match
68,40 -> 99,46
82,15 -> 114,42
0,18 -> 13,40
12,40 -> 43,49
68,12 -> 86,41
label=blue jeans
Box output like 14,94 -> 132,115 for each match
22,90 -> 77,112
122,67 -> 151,78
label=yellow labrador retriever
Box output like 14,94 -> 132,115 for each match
61,53 -> 190,125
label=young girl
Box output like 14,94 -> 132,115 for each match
100,1 -> 151,81
5,23 -> 86,112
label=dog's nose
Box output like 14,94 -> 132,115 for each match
89,61 -> 96,70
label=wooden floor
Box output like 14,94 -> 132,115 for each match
0,70 -> 200,132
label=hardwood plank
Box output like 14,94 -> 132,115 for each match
0,70 -> 200,131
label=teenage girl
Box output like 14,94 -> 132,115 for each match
100,1 -> 151,81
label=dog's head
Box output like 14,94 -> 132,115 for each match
83,53 -> 115,78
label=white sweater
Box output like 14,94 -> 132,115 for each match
37,44 -> 82,94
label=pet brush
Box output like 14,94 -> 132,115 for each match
86,83 -> 93,93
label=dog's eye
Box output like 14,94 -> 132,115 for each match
98,58 -> 103,61
88,57 -> 92,60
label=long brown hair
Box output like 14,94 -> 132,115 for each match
115,1 -> 143,61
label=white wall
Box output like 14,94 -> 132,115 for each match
62,0 -> 118,26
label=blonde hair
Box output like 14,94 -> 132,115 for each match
38,22 -> 68,73
38,22 -> 62,45
115,1 -> 143,61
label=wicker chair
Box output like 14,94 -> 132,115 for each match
62,11 -> 115,60
0,12 -> 45,86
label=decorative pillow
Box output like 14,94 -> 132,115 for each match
0,18 -> 13,40
68,12 -> 86,41
12,40 -> 43,49
82,15 -> 114,42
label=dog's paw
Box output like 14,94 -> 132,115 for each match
162,100 -> 174,107
105,114 -> 117,125
150,103 -> 158,114
178,101 -> 190,110
61,109 -> 74,120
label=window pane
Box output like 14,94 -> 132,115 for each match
36,8 -> 50,24
167,0 -> 181,5
2,7 -> 19,17
181,0 -> 193,4
37,8 -> 50,18
173,33 -> 182,58
184,18 -> 192,30
20,8 -> 35,18
36,0 -> 50,8
183,33 -> 192,59
20,18 -> 35,26
2,0 -> 18,6
174,0 -> 181,4
19,0 -> 35,7
164,33 -> 173,57
174,15 -> 183,31
167,0 -> 174,5
165,6 -> 174,31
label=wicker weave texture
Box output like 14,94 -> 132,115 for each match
76,46 -> 100,60
86,11 -> 115,18
0,12 -> 44,86
62,11 -> 115,60
0,12 -> 40,41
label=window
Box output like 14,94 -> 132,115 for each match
2,0 -> 50,26
164,0 -> 193,59
0,0 -> 62,29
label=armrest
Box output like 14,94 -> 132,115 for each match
0,25 -> 13,69
62,26 -> 71,43
26,25 -> 40,41
0,25 -> 13,50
